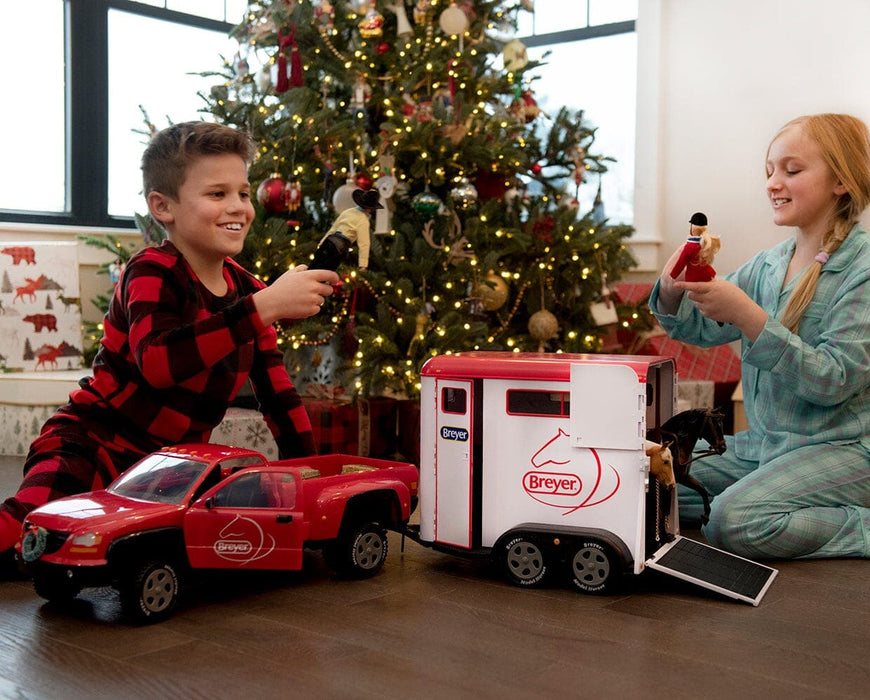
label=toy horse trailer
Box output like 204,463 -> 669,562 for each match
411,352 -> 777,605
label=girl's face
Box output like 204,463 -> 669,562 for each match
765,125 -> 846,238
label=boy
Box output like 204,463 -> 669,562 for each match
0,121 -> 340,565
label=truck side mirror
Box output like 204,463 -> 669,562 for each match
205,496 -> 214,509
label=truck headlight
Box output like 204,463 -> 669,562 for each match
71,533 -> 101,547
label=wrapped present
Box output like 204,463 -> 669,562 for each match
358,396 -> 398,459
643,334 -> 741,384
211,407 -> 279,460
397,399 -> 421,464
301,384 -> 359,455
677,379 -> 715,412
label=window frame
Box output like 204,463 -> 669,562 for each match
1,2 -> 634,229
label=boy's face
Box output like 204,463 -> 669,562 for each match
150,153 -> 254,264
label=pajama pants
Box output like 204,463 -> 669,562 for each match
679,435 -> 870,559
0,408 -> 148,554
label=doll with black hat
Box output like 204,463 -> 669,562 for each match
311,188 -> 383,271
670,212 -> 721,282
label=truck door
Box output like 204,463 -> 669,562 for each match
434,379 -> 474,548
184,470 -> 304,570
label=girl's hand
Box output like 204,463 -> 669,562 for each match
253,265 -> 341,325
676,279 -> 768,341
655,246 -> 688,314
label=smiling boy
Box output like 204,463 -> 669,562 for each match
0,122 -> 339,565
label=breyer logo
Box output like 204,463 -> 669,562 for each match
215,540 -> 253,554
523,471 -> 581,496
441,426 -> 469,441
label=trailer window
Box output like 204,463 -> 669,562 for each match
507,390 -> 570,417
441,387 -> 467,414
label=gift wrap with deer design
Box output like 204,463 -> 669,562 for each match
0,241 -> 84,372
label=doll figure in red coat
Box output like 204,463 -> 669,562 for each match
670,212 -> 721,282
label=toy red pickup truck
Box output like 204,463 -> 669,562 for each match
17,444 -> 418,623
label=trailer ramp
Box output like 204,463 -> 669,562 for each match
646,536 -> 778,606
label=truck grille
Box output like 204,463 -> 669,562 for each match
22,522 -> 70,555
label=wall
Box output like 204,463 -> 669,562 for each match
634,0 -> 870,279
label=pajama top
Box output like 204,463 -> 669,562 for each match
69,240 -> 316,457
650,224 -> 869,465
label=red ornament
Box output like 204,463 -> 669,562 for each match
354,172 -> 374,190
474,169 -> 510,200
376,42 -> 391,55
532,215 -> 555,243
257,174 -> 289,213
531,162 -> 542,176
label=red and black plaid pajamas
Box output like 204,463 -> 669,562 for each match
1,241 -> 315,553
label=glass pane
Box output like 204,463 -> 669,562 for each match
0,0 -> 66,213
107,10 -> 238,217
532,0 -> 588,35
528,32 -> 637,224
168,0 -> 226,22
589,0 -> 638,25
226,0 -> 249,23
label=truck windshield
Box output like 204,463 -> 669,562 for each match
109,454 -> 210,504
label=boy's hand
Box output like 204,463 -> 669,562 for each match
253,265 -> 341,325
676,279 -> 768,341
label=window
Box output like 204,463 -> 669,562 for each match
0,0 -> 66,213
441,387 -> 467,414
507,390 -> 570,417
0,0 -> 240,227
107,8 -> 239,217
213,472 -> 271,508
515,0 -> 637,224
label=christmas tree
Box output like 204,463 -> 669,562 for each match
200,0 -> 636,398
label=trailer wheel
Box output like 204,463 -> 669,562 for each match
119,559 -> 180,624
567,540 -> 620,594
33,574 -> 82,603
501,535 -> 549,587
331,522 -> 388,579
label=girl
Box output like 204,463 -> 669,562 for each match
650,113 -> 869,559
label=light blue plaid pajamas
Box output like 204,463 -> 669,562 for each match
651,225 -> 869,559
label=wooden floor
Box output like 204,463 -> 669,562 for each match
0,455 -> 867,700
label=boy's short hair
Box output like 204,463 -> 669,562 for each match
141,121 -> 257,199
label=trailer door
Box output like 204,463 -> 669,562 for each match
434,379 -> 474,548
570,363 -> 645,449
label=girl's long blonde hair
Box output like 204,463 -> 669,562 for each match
770,114 -> 870,332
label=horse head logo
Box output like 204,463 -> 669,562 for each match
213,514 -> 276,564
524,428 -> 620,514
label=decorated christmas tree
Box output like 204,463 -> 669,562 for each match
200,0 -> 636,398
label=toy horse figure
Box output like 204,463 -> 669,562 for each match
648,407 -> 726,524
644,440 -> 675,488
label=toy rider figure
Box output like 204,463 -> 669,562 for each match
311,188 -> 383,271
670,212 -> 721,282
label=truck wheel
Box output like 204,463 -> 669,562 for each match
332,522 -> 388,579
33,574 -> 82,603
120,560 -> 180,624
501,535 -> 549,587
567,540 -> 620,594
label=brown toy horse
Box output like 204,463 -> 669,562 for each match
645,440 -> 675,488
647,407 -> 726,524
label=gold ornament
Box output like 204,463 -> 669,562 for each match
528,309 -> 558,342
475,273 -> 509,311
